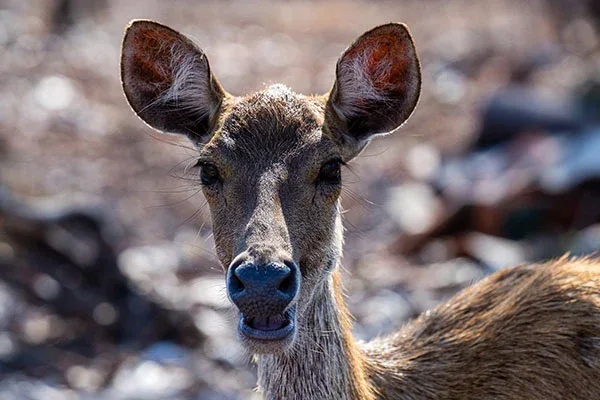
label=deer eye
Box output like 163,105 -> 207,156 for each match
317,160 -> 342,184
200,163 -> 220,186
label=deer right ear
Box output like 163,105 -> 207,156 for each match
326,23 -> 421,159
120,20 -> 225,145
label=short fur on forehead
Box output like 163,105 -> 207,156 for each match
214,85 -> 324,158
121,20 -> 225,143
328,23 -> 421,143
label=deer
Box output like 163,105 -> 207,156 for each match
120,20 -> 600,400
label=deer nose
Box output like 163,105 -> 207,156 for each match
227,260 -> 299,316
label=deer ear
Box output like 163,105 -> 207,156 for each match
120,20 -> 225,145
326,23 -> 421,157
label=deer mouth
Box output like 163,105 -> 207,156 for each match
239,307 -> 295,341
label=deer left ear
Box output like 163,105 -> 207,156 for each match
121,20 -> 226,145
326,23 -> 421,158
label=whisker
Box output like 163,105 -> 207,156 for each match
143,188 -> 202,210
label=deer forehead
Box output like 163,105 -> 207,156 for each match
203,85 -> 335,168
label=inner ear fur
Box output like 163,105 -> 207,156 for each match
326,23 -> 421,151
120,20 -> 225,144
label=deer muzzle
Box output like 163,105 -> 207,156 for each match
226,257 -> 300,342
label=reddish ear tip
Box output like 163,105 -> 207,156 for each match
121,20 -> 186,96
328,22 -> 421,140
124,20 -> 175,40
125,19 -> 151,33
123,20 -> 153,45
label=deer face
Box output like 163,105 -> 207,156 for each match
194,88 -> 344,352
121,21 -> 420,354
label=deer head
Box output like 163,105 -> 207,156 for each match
121,20 -> 420,354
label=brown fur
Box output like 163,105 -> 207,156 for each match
120,20 -> 600,400
365,257 -> 600,399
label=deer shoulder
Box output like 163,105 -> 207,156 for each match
365,258 -> 600,400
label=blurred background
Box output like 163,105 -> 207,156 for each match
1,0 -> 600,398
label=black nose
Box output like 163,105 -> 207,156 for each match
227,260 -> 299,317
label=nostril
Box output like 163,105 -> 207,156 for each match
228,268 -> 245,297
278,272 -> 295,295
277,261 -> 298,299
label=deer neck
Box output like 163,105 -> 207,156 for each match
257,268 -> 376,400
